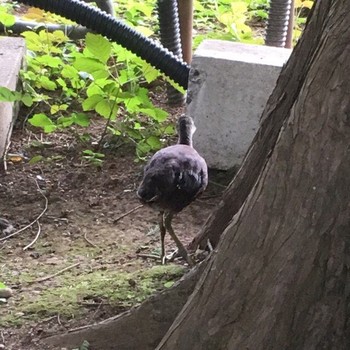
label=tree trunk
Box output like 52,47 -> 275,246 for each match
189,0 -> 332,251
158,0 -> 350,348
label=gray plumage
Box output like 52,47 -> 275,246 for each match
137,115 -> 208,265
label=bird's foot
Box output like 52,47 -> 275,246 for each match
167,249 -> 194,267
165,249 -> 180,262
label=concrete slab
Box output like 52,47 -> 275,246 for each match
187,40 -> 291,170
0,36 -> 26,169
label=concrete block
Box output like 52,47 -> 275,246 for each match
0,36 -> 26,167
187,40 -> 291,170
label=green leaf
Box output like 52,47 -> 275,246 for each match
0,87 -> 19,102
57,116 -> 74,127
82,95 -> 104,111
35,55 -> 62,68
74,57 -> 106,74
95,99 -> 118,118
39,76 -> 57,91
136,141 -> 151,156
73,113 -> 90,127
0,282 -> 6,289
28,113 -> 57,133
0,12 -> 15,27
61,65 -> 79,79
140,108 -> 168,122
28,155 -> 44,165
146,136 -> 162,150
142,64 -> 159,83
21,93 -> 33,107
83,150 -> 105,158
85,33 -> 112,64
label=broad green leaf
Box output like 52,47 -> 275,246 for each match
0,87 -> 18,102
73,113 -> 90,127
82,95 -> 104,111
146,136 -> 162,150
0,282 -> 6,289
136,141 -> 151,155
0,12 -> 15,27
142,63 -> 159,83
61,65 -> 79,79
28,113 -> 57,133
74,57 -> 106,74
28,155 -> 44,165
85,33 -> 112,64
57,116 -> 74,127
39,76 -> 57,91
140,108 -> 168,122
35,55 -> 62,68
21,93 -> 33,107
50,104 -> 68,114
95,99 -> 118,118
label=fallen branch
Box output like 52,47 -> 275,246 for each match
30,262 -> 80,284
23,221 -> 41,251
83,231 -> 99,248
136,253 -> 161,260
113,204 -> 143,224
0,179 -> 48,242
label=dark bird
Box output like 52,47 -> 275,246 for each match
137,115 -> 208,266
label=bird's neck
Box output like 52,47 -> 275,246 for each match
178,134 -> 193,147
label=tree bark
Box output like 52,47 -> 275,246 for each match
189,0 -> 332,251
158,0 -> 350,348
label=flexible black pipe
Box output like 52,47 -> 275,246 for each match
16,0 -> 190,89
157,0 -> 185,105
265,0 -> 292,47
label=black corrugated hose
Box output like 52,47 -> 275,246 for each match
157,0 -> 185,105
265,0 -> 292,47
16,0 -> 190,89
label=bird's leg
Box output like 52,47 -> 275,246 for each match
164,213 -> 194,267
159,211 -> 166,265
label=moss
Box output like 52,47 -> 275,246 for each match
0,264 -> 186,327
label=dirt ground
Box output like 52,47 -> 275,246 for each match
0,99 -> 226,350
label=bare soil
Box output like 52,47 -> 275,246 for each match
0,101 -> 225,350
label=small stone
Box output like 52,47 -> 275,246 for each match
0,343 -> 5,349
0,287 -> 13,298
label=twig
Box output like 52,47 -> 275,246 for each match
136,253 -> 161,260
83,231 -> 98,248
0,179 -> 48,242
1,330 -> 5,344
96,89 -> 119,152
23,221 -> 41,251
2,140 -> 11,173
113,204 -> 143,224
91,301 -> 103,321
29,262 -> 80,284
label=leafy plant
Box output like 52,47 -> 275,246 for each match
21,30 -> 174,158
0,5 -> 15,27
0,86 -> 33,106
